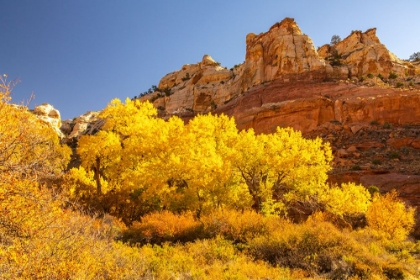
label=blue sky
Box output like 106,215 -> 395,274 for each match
2,1 -> 419,120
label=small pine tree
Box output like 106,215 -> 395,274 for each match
330,35 -> 341,45
409,52 -> 420,62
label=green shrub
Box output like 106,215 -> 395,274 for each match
210,101 -> 217,110
409,52 -> 420,62
371,159 -> 382,165
400,146 -> 410,155
163,87 -> 172,96
389,151 -> 400,159
367,73 -> 374,78
181,72 -> 190,81
150,92 -> 164,103
389,72 -> 398,79
367,185 -> 380,196
377,73 -> 384,81
382,122 -> 392,129
351,165 -> 361,171
396,82 -> 404,88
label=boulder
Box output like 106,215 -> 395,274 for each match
33,103 -> 64,138
67,111 -> 103,139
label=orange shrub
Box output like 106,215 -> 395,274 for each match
200,209 -> 285,243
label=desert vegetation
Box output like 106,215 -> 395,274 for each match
409,52 -> 420,62
1,77 -> 419,279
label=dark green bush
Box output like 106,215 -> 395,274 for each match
396,82 -> 404,88
181,73 -> 190,81
371,159 -> 382,165
382,122 -> 392,129
409,52 -> 420,62
163,87 -> 172,96
388,72 -> 398,79
367,185 -> 380,196
388,151 -> 400,159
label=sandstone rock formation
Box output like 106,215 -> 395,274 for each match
140,18 -> 332,115
141,17 -> 419,119
214,79 -> 420,134
318,28 -> 414,78
142,54 -> 239,115
241,18 -> 325,89
62,111 -> 103,140
32,103 -> 104,142
33,103 -> 64,138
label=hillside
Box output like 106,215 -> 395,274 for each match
12,17 -> 420,278
57,17 -> 420,237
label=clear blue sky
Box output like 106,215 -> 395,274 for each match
2,0 -> 419,120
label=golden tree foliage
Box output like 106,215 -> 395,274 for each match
0,79 -> 148,278
71,99 -> 248,216
0,177 -> 150,279
366,190 -> 416,241
70,98 -> 336,217
0,76 -> 418,278
321,182 -> 372,216
232,128 -> 332,212
0,76 -> 71,181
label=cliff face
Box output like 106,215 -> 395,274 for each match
241,18 -> 325,89
141,18 -> 419,117
140,18 -> 330,115
149,54 -> 238,115
318,28 -> 416,78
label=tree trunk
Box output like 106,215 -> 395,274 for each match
93,157 -> 102,195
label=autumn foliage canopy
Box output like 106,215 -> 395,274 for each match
1,79 -> 418,279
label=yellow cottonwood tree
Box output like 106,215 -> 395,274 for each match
72,100 -> 249,216
232,127 -> 332,212
366,190 -> 415,241
0,76 -> 71,181
74,98 -> 390,221
163,113 -> 250,215
320,182 -> 371,217
1,78 -> 150,278
77,131 -> 122,194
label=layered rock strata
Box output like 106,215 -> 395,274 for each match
140,18 -> 419,117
